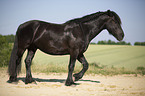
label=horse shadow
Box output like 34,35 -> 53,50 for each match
7,77 -> 100,86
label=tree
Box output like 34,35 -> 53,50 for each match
4,34 -> 15,43
0,34 -> 12,67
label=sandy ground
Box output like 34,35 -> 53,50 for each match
0,70 -> 145,96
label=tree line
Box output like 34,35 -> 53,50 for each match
134,42 -> 145,46
91,39 -> 145,46
97,40 -> 131,45
0,34 -> 14,67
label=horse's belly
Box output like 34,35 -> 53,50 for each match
37,44 -> 69,55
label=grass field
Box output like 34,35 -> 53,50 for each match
21,45 -> 145,75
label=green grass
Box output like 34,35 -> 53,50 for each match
85,45 -> 145,70
20,45 -> 145,75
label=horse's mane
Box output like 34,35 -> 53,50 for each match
65,10 -> 121,25
65,11 -> 104,23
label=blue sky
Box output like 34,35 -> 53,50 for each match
0,0 -> 145,44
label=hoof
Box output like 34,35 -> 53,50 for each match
8,76 -> 18,83
25,78 -> 34,84
73,74 -> 82,81
65,80 -> 75,86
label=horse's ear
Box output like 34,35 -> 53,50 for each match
107,10 -> 113,17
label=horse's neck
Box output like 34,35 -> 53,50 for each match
84,17 -> 107,42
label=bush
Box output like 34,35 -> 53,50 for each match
0,34 -> 13,67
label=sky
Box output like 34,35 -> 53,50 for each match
0,0 -> 145,45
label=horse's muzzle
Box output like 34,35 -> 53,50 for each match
117,33 -> 124,41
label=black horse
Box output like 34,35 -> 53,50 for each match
8,10 -> 124,86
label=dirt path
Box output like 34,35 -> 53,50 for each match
0,70 -> 145,96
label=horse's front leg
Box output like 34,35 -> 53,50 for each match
65,52 -> 78,86
73,54 -> 88,81
25,50 -> 36,84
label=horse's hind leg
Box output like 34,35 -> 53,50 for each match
25,49 -> 36,84
8,47 -> 25,83
73,54 -> 88,81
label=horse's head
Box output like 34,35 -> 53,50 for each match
105,10 -> 124,41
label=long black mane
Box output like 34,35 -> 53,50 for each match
65,10 -> 122,25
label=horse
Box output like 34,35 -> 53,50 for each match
8,10 -> 124,86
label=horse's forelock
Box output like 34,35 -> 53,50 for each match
108,10 -> 122,25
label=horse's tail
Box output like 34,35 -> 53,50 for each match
8,21 -> 39,77
8,34 -> 21,76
